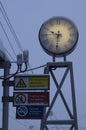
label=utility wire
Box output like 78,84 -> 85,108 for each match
0,1 -> 34,72
4,47 -> 15,61
0,21 -> 17,58
0,64 -> 47,79
0,1 -> 23,53
27,62 -> 34,74
26,64 -> 46,72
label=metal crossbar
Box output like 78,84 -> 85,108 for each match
40,62 -> 78,130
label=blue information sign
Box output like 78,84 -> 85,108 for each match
16,105 -> 44,119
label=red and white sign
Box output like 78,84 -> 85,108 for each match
14,93 -> 28,106
14,92 -> 49,106
28,92 -> 49,106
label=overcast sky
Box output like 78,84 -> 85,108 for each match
0,0 -> 86,130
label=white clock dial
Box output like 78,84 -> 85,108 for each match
39,17 -> 78,57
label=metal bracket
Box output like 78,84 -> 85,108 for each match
2,96 -> 13,102
2,80 -> 14,87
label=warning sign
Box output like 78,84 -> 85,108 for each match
16,79 -> 26,88
14,92 -> 28,106
16,105 -> 44,119
14,76 -> 28,90
29,77 -> 49,88
28,92 -> 49,106
14,75 -> 50,90
13,92 -> 49,106
16,106 -> 28,117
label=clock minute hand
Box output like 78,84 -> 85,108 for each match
56,31 -> 62,50
56,31 -> 62,39
44,27 -> 56,35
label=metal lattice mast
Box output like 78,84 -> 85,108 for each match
40,62 -> 78,130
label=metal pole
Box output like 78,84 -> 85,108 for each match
70,63 -> 78,130
52,55 -> 55,62
2,61 -> 11,130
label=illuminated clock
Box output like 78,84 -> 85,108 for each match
39,17 -> 78,57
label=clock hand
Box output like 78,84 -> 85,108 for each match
56,31 -> 62,39
44,27 -> 56,35
56,31 -> 62,50
41,33 -> 55,36
56,31 -> 62,42
56,44 -> 58,50
45,27 -> 62,37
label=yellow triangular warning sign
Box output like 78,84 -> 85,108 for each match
16,79 -> 26,88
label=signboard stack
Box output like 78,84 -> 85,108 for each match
14,75 -> 50,119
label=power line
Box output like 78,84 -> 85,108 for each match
26,64 -> 46,72
0,1 -> 23,53
0,1 -> 34,72
0,1 -> 33,70
0,21 -> 17,58
27,62 -> 34,74
0,63 -> 46,79
4,47 -> 15,61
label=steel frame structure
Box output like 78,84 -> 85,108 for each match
40,62 -> 78,130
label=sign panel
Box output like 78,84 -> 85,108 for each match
14,92 -> 49,106
14,75 -> 50,90
16,105 -> 44,119
28,92 -> 49,106
16,79 -> 26,88
14,92 -> 28,106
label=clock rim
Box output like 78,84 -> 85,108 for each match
38,16 -> 79,57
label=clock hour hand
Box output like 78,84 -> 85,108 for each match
41,33 -> 55,36
44,27 -> 56,35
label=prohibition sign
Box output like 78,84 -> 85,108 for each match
17,106 -> 28,117
15,94 -> 26,105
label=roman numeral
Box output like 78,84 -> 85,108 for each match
56,19 -> 60,24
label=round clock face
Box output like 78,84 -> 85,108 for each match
39,17 -> 78,57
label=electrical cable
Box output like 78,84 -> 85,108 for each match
4,47 -> 15,61
27,62 -> 34,74
19,62 -> 28,73
26,64 -> 46,72
0,21 -> 17,58
0,1 -> 34,73
0,64 -> 20,80
4,65 -> 20,80
0,1 -> 23,53
0,64 -> 47,80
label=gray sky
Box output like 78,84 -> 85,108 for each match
0,0 -> 86,130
